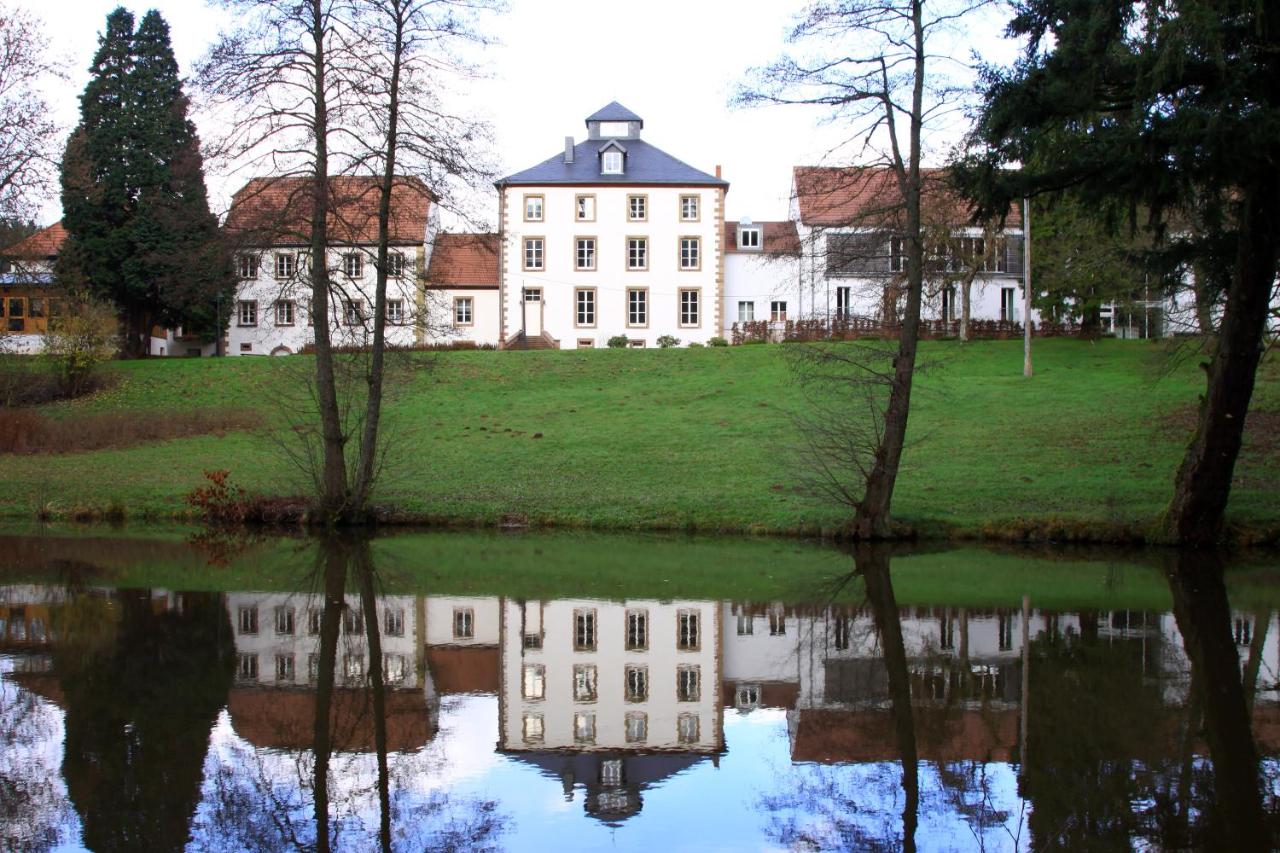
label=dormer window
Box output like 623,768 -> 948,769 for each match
602,150 -> 623,175
739,227 -> 762,250
599,121 -> 631,137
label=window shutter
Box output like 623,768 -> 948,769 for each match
1004,235 -> 1025,275
826,231 -> 891,276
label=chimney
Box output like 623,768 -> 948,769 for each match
715,164 -> 722,179
564,137 -> 575,164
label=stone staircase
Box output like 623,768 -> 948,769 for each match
502,331 -> 560,350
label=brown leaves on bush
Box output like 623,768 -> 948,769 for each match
0,408 -> 262,454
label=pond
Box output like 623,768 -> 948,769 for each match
0,529 -> 1276,851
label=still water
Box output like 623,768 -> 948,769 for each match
0,531 -> 1277,851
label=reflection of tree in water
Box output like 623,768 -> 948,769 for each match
57,589 -> 235,852
191,538 -> 507,852
0,671 -> 75,851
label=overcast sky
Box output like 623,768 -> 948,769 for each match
15,0 -> 1018,229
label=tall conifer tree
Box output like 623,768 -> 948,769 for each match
59,7 -> 231,357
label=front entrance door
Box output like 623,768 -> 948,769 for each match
523,288 -> 543,336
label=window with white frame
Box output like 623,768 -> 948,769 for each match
834,617 -> 851,650
574,712 -> 596,744
575,237 -> 596,270
522,664 -> 545,700
625,609 -> 648,650
941,287 -> 956,322
769,609 -> 786,636
890,236 -> 906,273
625,665 -> 648,702
454,297 -> 473,326
680,194 -> 699,221
627,288 -> 647,326
770,300 -> 787,322
238,606 -> 259,635
624,711 -> 647,743
736,613 -> 754,635
344,300 -> 363,326
384,608 -> 405,637
602,150 -> 623,174
453,607 -> 474,639
522,287 -> 541,302
836,286 -> 852,318
738,301 -> 754,323
524,194 -> 544,222
576,194 -> 596,221
573,664 -> 598,702
678,712 -> 700,743
384,653 -> 406,684
275,253 -> 296,279
237,300 -> 258,327
677,665 -> 701,702
522,713 -> 544,743
276,654 -> 295,682
601,759 -> 624,786
343,608 -> 364,635
627,237 -> 647,270
308,608 -> 323,636
274,300 -> 295,326
343,253 -> 363,277
575,288 -> 595,326
386,299 -> 405,324
679,289 -> 700,326
523,237 -> 544,270
308,653 -> 321,682
239,255 -> 259,278
389,251 -> 407,277
736,683 -> 761,709
1000,287 -> 1017,321
274,606 -> 295,635
680,237 -> 700,270
677,609 -> 700,650
739,227 -> 762,250
627,195 -> 647,221
574,608 -> 597,650
237,653 -> 258,681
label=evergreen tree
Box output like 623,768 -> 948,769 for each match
59,7 -> 231,357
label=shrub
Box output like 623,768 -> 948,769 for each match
607,335 -> 629,348
44,299 -> 118,397
687,342 -> 704,348
708,336 -> 729,347
656,335 -> 680,348
0,408 -> 261,454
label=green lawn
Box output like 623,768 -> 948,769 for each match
1,339 -> 1277,539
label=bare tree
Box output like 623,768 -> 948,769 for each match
0,4 -> 61,221
200,0 -> 495,523
739,0 -> 989,538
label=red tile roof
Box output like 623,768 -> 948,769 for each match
5,222 -> 67,259
426,233 -> 500,287
792,707 -> 1019,764
793,166 -> 1022,229
225,175 -> 432,246
721,220 -> 801,255
425,646 -> 500,694
227,687 -> 435,752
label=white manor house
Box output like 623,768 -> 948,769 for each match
25,99 -> 1233,356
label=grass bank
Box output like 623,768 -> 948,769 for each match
3,526 -> 1278,610
0,339 -> 1276,541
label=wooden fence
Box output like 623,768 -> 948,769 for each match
730,315 -> 1083,344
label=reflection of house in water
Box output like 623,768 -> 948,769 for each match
717,603 -> 1272,763
424,595 -> 501,696
498,599 -> 723,823
224,592 -> 437,751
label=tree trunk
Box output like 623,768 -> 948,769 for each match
852,0 -> 927,539
355,545 -> 392,853
1162,183 -> 1279,546
959,278 -> 971,341
1164,551 -> 1268,848
352,5 -> 405,515
311,543 -> 346,853
307,0 -> 349,522
857,546 -> 918,853
1192,262 -> 1216,334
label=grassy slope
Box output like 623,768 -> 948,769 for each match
1,340 -> 1276,537
4,526 -> 1278,609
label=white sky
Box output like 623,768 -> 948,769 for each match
14,0 -> 1018,229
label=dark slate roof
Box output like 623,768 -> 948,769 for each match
497,139 -> 728,187
586,101 -> 643,125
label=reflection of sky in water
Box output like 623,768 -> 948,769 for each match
177,696 -> 1029,852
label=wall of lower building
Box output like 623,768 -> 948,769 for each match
424,288 -> 500,346
722,253 -> 801,336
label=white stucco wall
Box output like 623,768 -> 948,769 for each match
722,251 -> 801,337
424,288 -> 500,346
227,244 -> 423,356
500,185 -> 725,348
